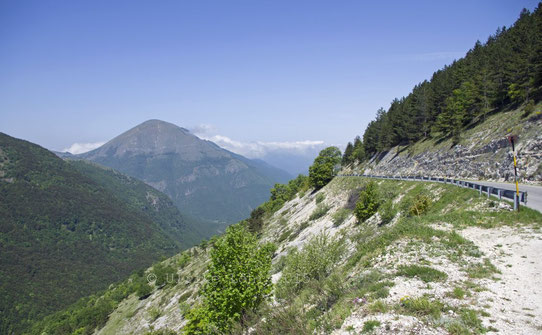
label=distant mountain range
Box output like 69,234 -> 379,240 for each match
0,120 -> 293,332
0,132 -> 198,333
78,120 -> 292,235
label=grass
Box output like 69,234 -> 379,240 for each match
450,287 -> 466,299
367,300 -> 389,314
315,193 -> 326,204
277,228 -> 292,243
457,308 -> 486,333
447,322 -> 470,335
148,307 -> 161,321
396,265 -> 448,283
309,204 -> 330,221
466,258 -> 500,279
362,320 -> 381,333
332,208 -> 351,226
399,296 -> 444,319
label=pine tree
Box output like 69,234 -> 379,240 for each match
342,142 -> 354,165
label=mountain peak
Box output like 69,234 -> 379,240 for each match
81,120 -> 227,160
137,119 -> 190,133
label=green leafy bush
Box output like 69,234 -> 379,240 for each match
152,263 -> 177,288
275,233 -> 344,300
309,147 -> 342,189
246,207 -> 266,233
262,175 -> 309,213
183,225 -> 275,334
354,182 -> 380,223
135,281 -> 153,299
408,194 -> 432,216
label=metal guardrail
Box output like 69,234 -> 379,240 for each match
337,174 -> 527,210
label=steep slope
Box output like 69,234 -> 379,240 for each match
0,133 -> 194,334
68,160 -> 201,247
79,119 -> 291,234
351,105 -> 542,183
32,172 -> 542,334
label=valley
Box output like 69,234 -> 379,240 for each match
1,2 -> 541,335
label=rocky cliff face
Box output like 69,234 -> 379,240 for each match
356,108 -> 542,184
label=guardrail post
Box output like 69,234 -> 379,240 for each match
514,193 -> 519,211
487,187 -> 491,199
479,185 -> 482,196
498,189 -> 502,200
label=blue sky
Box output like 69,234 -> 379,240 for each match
1,0 -> 539,157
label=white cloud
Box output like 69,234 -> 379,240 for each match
63,141 -> 105,154
190,124 -> 325,158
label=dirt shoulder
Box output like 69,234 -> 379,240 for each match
461,226 -> 542,334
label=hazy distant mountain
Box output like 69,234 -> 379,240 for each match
0,132 -> 197,333
259,149 -> 322,175
79,120 -> 292,233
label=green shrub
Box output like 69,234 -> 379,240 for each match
152,263 -> 177,288
522,100 -> 535,117
315,193 -> 326,204
400,296 -> 443,318
362,320 -> 381,333
396,265 -> 448,283
183,225 -> 274,334
332,208 -> 351,226
309,147 -> 342,189
262,175 -> 309,213
447,322 -> 470,335
278,228 -> 292,243
451,287 -> 465,299
408,194 -> 432,216
251,304 -> 310,334
148,307 -> 161,321
309,204 -> 330,221
247,207 -> 266,233
275,233 -> 344,300
379,200 -> 396,225
368,300 -> 389,313
177,252 -> 191,268
466,258 -> 499,278
460,308 -> 483,330
135,281 -> 153,299
354,182 -> 380,223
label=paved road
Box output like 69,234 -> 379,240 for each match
462,180 -> 542,213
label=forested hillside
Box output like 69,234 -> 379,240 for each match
343,5 -> 542,163
0,133 -> 195,334
79,119 -> 292,235
30,151 -> 542,335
